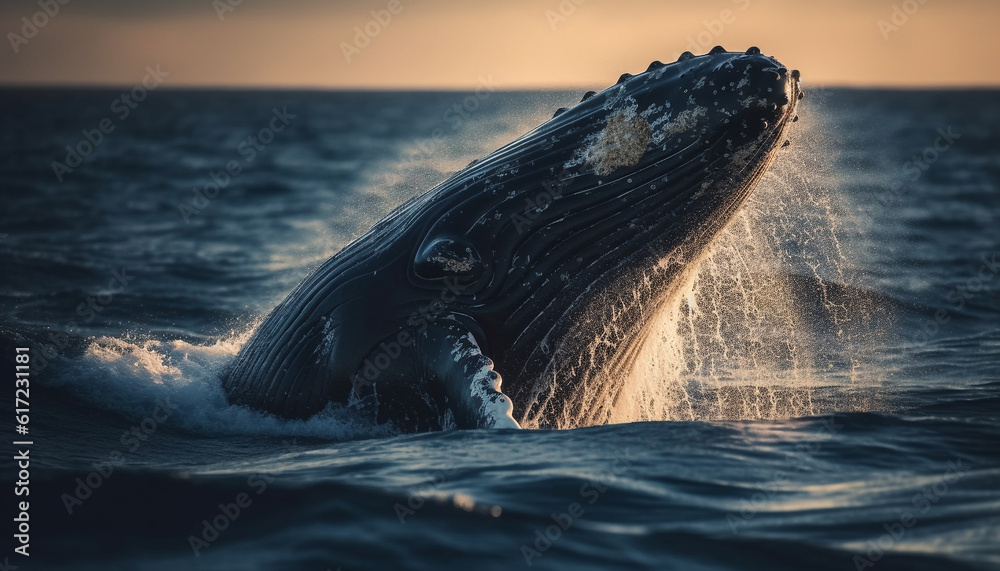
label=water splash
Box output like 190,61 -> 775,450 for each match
56,326 -> 393,441
611,103 -> 888,423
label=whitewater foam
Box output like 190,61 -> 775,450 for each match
54,328 -> 393,441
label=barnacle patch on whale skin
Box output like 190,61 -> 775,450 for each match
581,108 -> 652,176
430,255 -> 475,273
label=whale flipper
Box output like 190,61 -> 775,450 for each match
351,321 -> 520,430
426,321 -> 521,430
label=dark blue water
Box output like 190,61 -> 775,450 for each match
1,87 -> 998,570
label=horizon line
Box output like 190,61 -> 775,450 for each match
2,81 -> 1000,92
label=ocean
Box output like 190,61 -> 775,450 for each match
0,86 -> 998,570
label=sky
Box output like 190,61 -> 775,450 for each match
1,0 -> 999,89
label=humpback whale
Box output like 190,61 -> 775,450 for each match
222,47 -> 803,431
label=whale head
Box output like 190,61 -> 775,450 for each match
404,47 -> 802,426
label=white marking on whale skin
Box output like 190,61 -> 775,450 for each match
496,161 -> 519,178
452,331 -> 480,362
603,84 -> 628,110
648,103 -> 674,132
314,316 -> 337,365
739,96 -> 770,109
640,102 -> 663,120
652,107 -> 708,145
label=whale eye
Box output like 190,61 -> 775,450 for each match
414,236 -> 486,282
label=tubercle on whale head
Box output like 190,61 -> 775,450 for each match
557,46 -> 802,142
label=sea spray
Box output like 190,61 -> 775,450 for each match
610,102 -> 888,423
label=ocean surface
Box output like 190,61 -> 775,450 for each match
0,86 -> 998,570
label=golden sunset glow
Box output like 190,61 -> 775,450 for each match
1,0 -> 998,89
